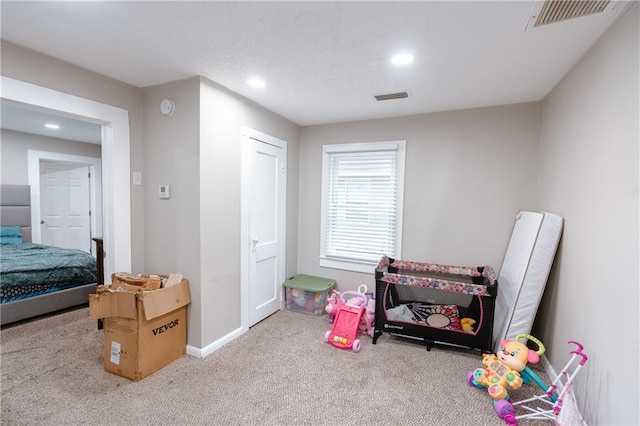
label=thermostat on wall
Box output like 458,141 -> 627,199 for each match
158,185 -> 171,199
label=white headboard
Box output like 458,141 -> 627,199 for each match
0,184 -> 32,243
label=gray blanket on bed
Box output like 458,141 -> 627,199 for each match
0,243 -> 97,288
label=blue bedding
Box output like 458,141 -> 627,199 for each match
0,243 -> 97,303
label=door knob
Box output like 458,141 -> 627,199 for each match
252,237 -> 260,245
40,220 -> 45,224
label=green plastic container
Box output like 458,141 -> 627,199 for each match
284,274 -> 336,316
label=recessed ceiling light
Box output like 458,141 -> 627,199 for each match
247,78 -> 266,88
391,53 -> 414,66
44,123 -> 60,129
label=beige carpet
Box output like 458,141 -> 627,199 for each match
1,307 -> 551,425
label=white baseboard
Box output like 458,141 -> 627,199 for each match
540,354 -> 558,381
186,326 -> 247,359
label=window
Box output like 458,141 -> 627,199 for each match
320,141 -> 406,273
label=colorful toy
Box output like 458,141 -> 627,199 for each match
324,284 -> 375,340
324,291 -> 368,352
326,283 -> 369,313
325,290 -> 342,321
467,334 -> 545,425
460,317 -> 476,333
361,296 -> 375,337
290,288 -> 306,307
326,290 -> 361,319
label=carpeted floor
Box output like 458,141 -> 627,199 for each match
1,307 -> 551,425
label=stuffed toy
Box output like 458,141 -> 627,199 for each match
325,290 -> 342,322
460,317 -> 476,333
360,297 -> 375,337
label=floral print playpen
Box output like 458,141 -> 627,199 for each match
373,256 -> 498,352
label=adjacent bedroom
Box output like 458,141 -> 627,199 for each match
0,115 -> 104,326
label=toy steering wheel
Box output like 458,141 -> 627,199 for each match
340,290 -> 368,307
515,333 -> 546,356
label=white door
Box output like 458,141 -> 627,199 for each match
246,130 -> 287,326
39,160 -> 92,253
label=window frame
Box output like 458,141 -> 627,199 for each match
319,140 -> 406,273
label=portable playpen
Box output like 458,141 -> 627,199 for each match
373,256 -> 498,352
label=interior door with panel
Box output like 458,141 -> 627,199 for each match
39,160 -> 91,253
247,131 -> 287,326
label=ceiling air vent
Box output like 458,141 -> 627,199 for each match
374,92 -> 409,101
533,0 -> 610,27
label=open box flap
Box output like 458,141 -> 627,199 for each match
140,279 -> 191,321
89,291 -> 137,320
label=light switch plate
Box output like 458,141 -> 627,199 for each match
132,172 -> 142,185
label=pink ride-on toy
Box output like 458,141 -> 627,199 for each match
326,284 -> 375,338
324,292 -> 367,352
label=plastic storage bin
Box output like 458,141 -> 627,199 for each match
284,274 -> 336,316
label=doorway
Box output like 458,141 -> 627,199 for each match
1,76 -> 132,277
28,149 -> 103,260
241,126 -> 287,328
39,160 -> 95,253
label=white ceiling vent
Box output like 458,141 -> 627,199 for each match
526,0 -> 614,29
374,92 -> 409,101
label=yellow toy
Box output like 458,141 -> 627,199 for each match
467,334 -> 545,400
460,318 -> 476,333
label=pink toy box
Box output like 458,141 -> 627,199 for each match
284,274 -> 336,316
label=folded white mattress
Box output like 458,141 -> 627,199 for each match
493,211 -> 563,352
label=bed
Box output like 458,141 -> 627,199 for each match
0,184 -> 101,326
373,256 -> 498,352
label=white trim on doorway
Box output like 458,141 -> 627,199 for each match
1,76 -> 132,277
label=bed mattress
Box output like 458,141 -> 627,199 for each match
0,243 -> 97,303
492,211 -> 563,351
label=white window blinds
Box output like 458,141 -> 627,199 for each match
320,141 -> 405,271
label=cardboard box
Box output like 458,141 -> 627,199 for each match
89,278 -> 191,381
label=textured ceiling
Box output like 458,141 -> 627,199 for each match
0,1 -> 631,133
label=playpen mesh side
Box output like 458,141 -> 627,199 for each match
380,273 -> 492,295
379,273 -> 494,332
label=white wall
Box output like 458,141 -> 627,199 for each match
298,102 -> 542,290
0,129 -> 101,184
534,6 -> 639,425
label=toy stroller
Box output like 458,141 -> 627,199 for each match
324,292 -> 367,352
509,341 -> 589,425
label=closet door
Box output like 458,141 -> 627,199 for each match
244,128 -> 287,327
